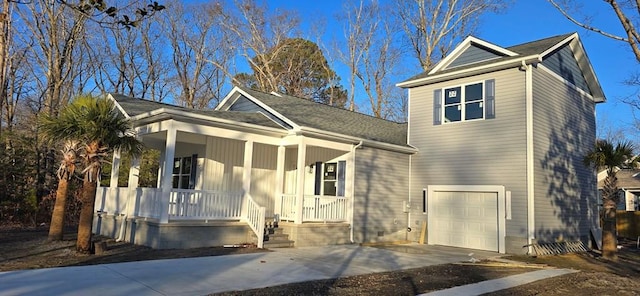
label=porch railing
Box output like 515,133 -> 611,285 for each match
244,194 -> 265,248
169,189 -> 243,220
278,194 -> 349,222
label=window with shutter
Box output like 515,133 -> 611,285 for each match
434,79 -> 495,124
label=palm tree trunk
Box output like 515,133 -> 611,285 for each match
48,177 -> 69,241
76,173 -> 98,253
602,198 -> 618,260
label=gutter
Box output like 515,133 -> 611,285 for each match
296,126 -> 418,154
350,141 -> 364,244
131,108 -> 289,137
397,55 -> 542,88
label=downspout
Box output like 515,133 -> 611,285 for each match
350,141 -> 364,244
525,61 -> 536,253
407,144 -> 419,238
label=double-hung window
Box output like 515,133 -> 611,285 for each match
434,79 -> 495,125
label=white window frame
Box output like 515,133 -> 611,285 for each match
442,81 -> 485,124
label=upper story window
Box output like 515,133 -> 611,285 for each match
433,79 -> 495,125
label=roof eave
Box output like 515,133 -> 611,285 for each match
298,126 -> 417,154
130,108 -> 288,137
396,55 -> 542,88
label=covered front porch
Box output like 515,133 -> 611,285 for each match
95,118 -> 358,248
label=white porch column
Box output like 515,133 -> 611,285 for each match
159,124 -> 177,223
295,140 -> 307,224
103,149 -> 121,213
274,145 -> 286,217
110,149 -> 121,189
242,140 -> 254,217
127,156 -> 140,217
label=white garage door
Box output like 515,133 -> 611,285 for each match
429,191 -> 499,251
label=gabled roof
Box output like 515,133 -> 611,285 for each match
598,169 -> 640,189
396,33 -> 605,103
108,93 -> 284,129
219,87 -> 409,147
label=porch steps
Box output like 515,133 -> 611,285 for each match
260,222 -> 295,248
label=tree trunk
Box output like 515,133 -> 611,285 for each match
47,177 -> 69,241
602,201 -> 618,260
76,173 -> 97,254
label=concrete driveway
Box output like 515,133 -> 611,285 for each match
0,243 -> 498,296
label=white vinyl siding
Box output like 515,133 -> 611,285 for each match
532,67 -> 597,243
250,143 -> 277,216
408,68 -> 528,252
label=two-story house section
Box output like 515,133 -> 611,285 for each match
398,33 -> 605,254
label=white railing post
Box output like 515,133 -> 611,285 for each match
159,123 -> 177,223
274,145 -> 285,216
244,194 -> 265,248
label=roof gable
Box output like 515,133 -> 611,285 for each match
107,93 -> 284,129
397,33 -> 605,102
230,87 -> 409,146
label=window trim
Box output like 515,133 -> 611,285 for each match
441,80 -> 486,124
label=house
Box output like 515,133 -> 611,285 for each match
597,168 -> 640,211
95,87 -> 416,249
95,32 -> 604,254
397,32 -> 603,253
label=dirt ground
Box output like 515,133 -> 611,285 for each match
2,226 -> 640,295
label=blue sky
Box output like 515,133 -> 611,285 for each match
274,0 -> 639,142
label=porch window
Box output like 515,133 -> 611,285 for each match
172,154 -> 197,189
314,161 -> 346,196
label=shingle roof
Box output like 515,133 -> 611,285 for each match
400,33 -> 574,83
238,87 -> 409,146
110,94 -> 284,129
599,169 -> 640,189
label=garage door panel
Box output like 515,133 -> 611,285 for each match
429,190 -> 499,252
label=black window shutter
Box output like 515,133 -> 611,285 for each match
337,161 -> 346,197
314,161 -> 322,195
433,89 -> 442,125
189,154 -> 198,189
485,79 -> 495,119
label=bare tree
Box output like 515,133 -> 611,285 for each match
396,0 -> 507,71
212,0 -> 299,91
339,0 -> 404,119
162,0 -> 232,108
548,0 -> 640,63
337,0 -> 374,112
16,0 -> 89,116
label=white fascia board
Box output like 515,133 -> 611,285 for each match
539,33 -> 577,58
107,93 -> 130,119
215,86 -> 242,110
131,108 -> 287,137
428,36 -> 519,75
297,126 -> 418,154
538,33 -> 605,103
537,64 -> 595,102
231,87 -> 300,129
397,55 -> 541,88
569,37 -> 606,103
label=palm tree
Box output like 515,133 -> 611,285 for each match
584,139 -> 635,260
42,95 -> 143,253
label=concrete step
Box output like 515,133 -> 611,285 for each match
263,240 -> 295,248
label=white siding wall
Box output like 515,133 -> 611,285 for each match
250,143 -> 277,216
353,147 -> 410,243
407,68 -> 529,251
203,136 -> 244,193
532,68 -> 597,243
